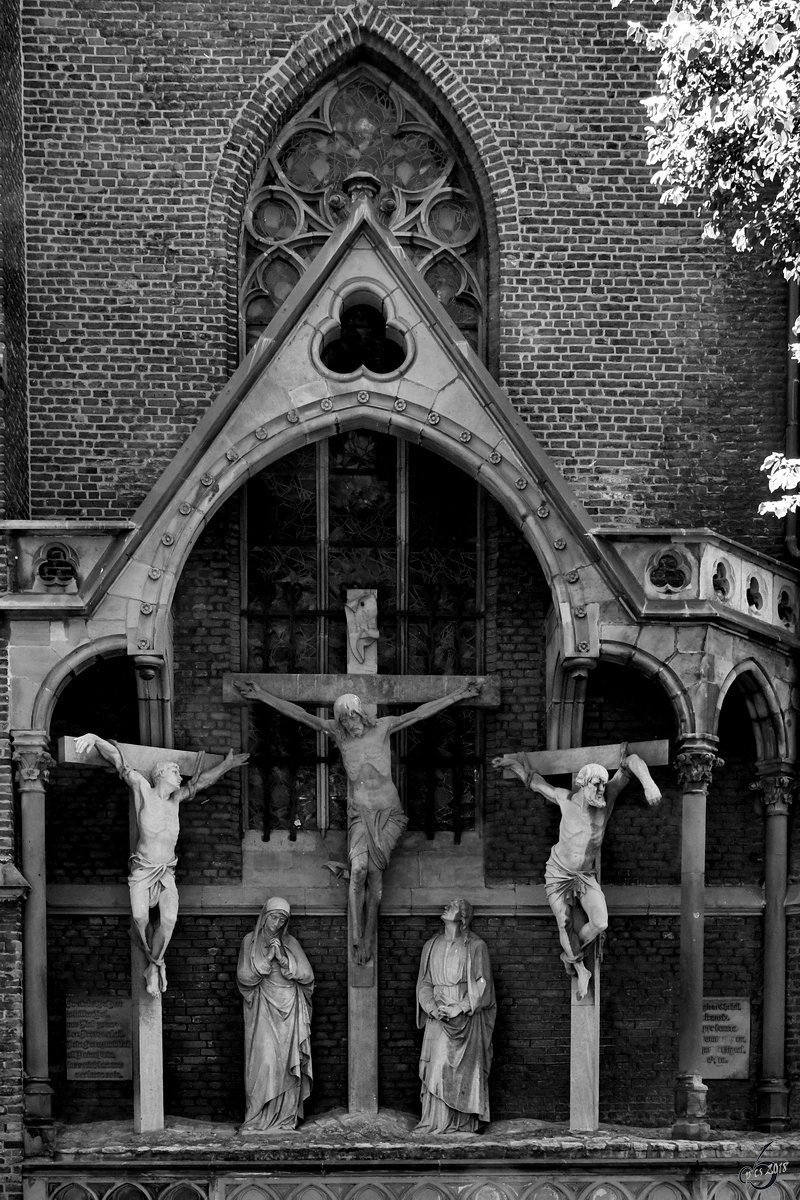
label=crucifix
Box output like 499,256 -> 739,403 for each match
57,735 -> 247,1132
493,738 -> 668,1132
225,588 -> 500,1114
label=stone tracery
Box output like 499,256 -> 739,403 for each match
240,66 -> 486,357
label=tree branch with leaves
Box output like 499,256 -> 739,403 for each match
612,0 -> 800,517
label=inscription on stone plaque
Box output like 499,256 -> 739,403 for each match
66,996 -> 132,1081
702,997 -> 750,1079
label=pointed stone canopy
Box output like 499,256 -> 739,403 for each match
47,191 -> 626,673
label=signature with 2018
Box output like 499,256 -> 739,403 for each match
739,1142 -> 789,1190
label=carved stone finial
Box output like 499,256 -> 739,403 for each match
342,171 -> 382,203
674,748 -> 723,791
751,774 -> 795,816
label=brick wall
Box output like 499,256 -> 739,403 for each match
47,913 -> 347,1123
583,663 -> 679,886
172,499 -> 243,883
484,503 -> 552,883
788,915 -> 800,1125
45,908 -> 764,1128
0,900 -> 23,1200
0,0 -> 29,522
18,0 -> 787,558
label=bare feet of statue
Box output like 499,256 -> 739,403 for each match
144,963 -> 161,998
353,937 -> 372,965
574,959 -> 592,1000
157,962 -> 168,993
559,950 -> 576,976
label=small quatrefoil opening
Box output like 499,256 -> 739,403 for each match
320,296 -> 407,376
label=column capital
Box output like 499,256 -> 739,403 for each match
675,738 -> 723,792
11,729 -> 54,791
751,772 -> 795,817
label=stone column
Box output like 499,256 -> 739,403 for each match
672,738 -> 721,1140
752,769 -> 793,1131
11,729 -> 55,1144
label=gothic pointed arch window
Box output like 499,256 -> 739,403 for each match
239,64 -> 487,359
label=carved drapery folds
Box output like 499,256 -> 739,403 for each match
240,66 -> 486,358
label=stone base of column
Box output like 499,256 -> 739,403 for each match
672,1072 -> 710,1140
23,1078 -> 54,1154
756,1077 -> 790,1132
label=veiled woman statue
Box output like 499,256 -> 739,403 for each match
237,896 -> 314,1132
415,897 -> 496,1134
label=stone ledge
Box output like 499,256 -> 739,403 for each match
45,882 -> 766,917
28,1113 -> 800,1167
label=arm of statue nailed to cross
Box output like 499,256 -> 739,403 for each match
175,748 -> 250,803
74,732 -> 133,780
490,753 -> 565,805
608,752 -> 662,807
388,678 -> 482,734
233,679 -> 331,734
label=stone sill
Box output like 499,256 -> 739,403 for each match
24,1113 -> 800,1167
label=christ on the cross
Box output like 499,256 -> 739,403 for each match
74,733 -> 249,996
236,679 -> 482,963
492,751 -> 662,998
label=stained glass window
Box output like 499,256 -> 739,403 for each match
244,431 -> 485,840
240,65 -> 486,358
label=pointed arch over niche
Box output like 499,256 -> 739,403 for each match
207,5 -> 518,373
239,63 -> 488,363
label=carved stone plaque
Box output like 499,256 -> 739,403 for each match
702,997 -> 750,1079
66,996 -> 132,1081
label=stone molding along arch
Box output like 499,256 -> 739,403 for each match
714,658 -> 790,764
206,1 -> 519,370
28,635 -> 130,734
126,397 -> 595,668
598,639 -> 695,743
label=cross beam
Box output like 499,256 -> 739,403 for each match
58,736 -> 224,776
501,739 -> 670,781
223,674 -> 500,708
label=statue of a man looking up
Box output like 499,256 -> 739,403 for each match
492,752 -> 661,999
236,680 -> 481,964
75,733 -> 248,997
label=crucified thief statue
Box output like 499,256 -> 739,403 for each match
236,679 -> 482,964
74,733 -> 248,997
492,751 -> 661,999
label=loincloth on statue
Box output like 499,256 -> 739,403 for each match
348,804 -> 408,872
544,849 -> 601,907
127,852 -> 178,909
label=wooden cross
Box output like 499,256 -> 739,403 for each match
225,588 -> 500,1114
58,736 -> 225,1134
501,737 -> 669,1133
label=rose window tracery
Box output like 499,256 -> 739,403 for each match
240,67 -> 486,358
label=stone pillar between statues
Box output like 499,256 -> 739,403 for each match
672,738 -> 720,1140
11,728 -> 55,1149
754,767 -> 793,1131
